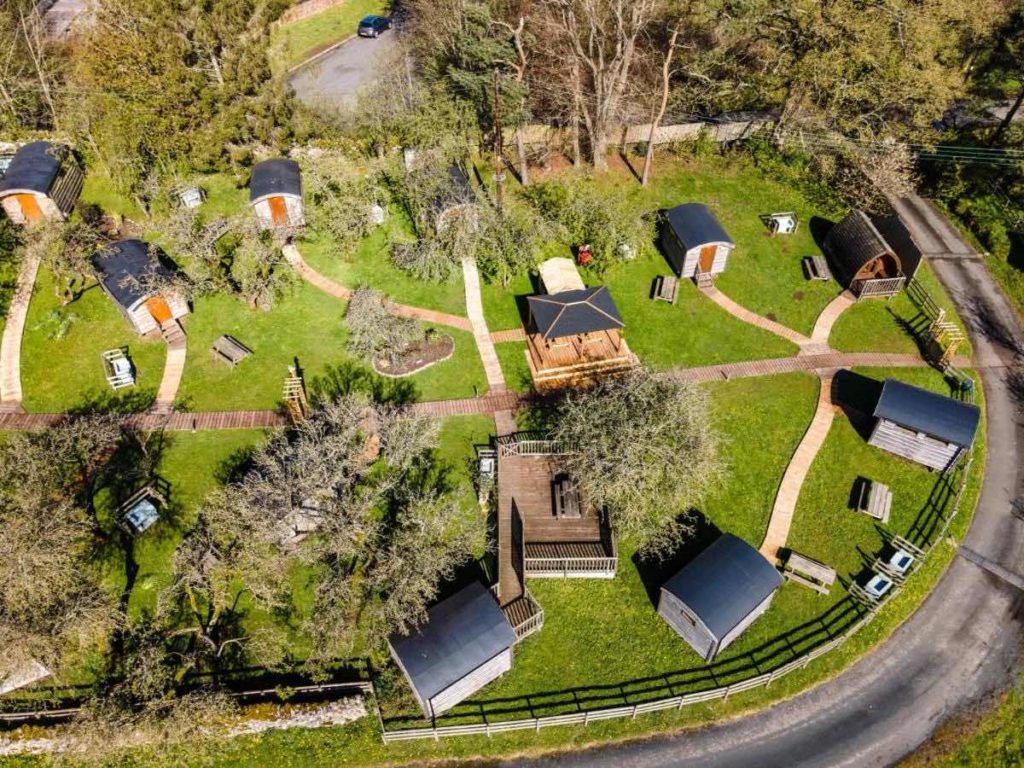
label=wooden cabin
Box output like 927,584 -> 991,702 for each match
869,378 -> 980,471
823,210 -> 921,299
658,534 -> 782,662
249,158 -> 305,231
661,203 -> 735,281
0,142 -> 83,225
91,240 -> 189,336
389,582 -> 516,720
524,259 -> 635,390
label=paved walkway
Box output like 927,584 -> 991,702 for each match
461,257 -> 506,393
0,254 -> 40,408
759,373 -> 837,561
0,409 -> 288,431
282,244 -> 472,331
154,339 -> 187,412
491,328 -> 528,343
701,285 -> 811,347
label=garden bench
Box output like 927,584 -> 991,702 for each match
784,551 -> 836,595
856,480 -> 892,524
652,275 -> 679,304
211,335 -> 253,367
553,476 -> 581,518
803,255 -> 832,282
101,348 -> 135,390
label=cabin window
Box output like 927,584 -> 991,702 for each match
679,609 -> 697,628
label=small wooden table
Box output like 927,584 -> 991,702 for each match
803,256 -> 832,282
784,551 -> 837,595
652,275 -> 679,304
553,476 -> 581,518
857,480 -> 892,524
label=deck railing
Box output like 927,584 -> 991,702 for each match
852,275 -> 906,298
523,556 -> 617,578
511,589 -> 545,641
497,439 -> 569,457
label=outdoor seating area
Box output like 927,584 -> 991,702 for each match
856,479 -> 893,523
763,212 -> 799,236
651,274 -> 679,303
802,255 -> 832,282
101,348 -> 135,390
783,551 -> 837,595
211,335 -> 253,367
118,486 -> 165,535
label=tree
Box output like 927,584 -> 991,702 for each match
548,369 -> 721,556
642,22 -> 683,186
303,153 -> 387,254
345,287 -> 421,366
224,216 -> 294,310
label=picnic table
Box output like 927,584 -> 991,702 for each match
553,475 -> 581,518
652,275 -> 679,304
211,335 -> 253,367
803,255 -> 832,282
784,551 -> 837,595
857,480 -> 892,524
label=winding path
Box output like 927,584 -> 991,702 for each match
0,253 -> 39,410
153,337 -> 186,413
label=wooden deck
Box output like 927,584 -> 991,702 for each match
525,331 -> 636,390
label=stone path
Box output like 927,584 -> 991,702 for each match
461,257 -> 506,393
0,409 -> 288,432
282,244 -> 473,331
759,373 -> 837,561
153,339 -> 187,412
0,254 -> 40,409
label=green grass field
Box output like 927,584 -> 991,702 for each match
268,0 -> 389,74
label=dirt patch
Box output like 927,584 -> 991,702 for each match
765,312 -> 778,322
372,333 -> 454,377
792,291 -> 805,301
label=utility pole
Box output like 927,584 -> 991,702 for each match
494,69 -> 505,213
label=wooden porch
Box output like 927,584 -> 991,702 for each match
525,330 -> 636,390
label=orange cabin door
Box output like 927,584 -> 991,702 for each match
267,196 -> 288,227
16,194 -> 43,223
698,244 -> 717,272
146,296 -> 173,325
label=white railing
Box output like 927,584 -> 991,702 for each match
853,275 -> 906,298
511,592 -> 545,642
524,557 -> 618,578
498,439 -> 569,457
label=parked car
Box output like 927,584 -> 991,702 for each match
358,15 -> 391,38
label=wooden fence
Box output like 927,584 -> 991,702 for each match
523,556 -> 618,578
517,114 -> 777,150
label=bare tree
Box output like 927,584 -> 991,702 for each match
642,22 -> 683,186
493,14 -> 532,185
345,287 -> 421,367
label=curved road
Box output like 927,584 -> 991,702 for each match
514,236 -> 1024,766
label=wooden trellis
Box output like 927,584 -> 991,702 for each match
928,308 -> 965,368
283,366 -> 309,423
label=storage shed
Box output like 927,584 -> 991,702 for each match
0,141 -> 83,225
658,534 -> 782,661
823,210 -> 909,299
249,158 -> 305,230
389,582 -> 516,720
91,239 -> 189,336
661,203 -> 735,279
868,378 -> 980,471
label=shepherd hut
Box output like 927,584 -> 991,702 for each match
661,203 -> 735,281
0,142 -> 83,225
658,534 -> 783,662
869,378 -> 980,470
249,158 -> 305,231
389,582 -> 516,719
91,240 -> 189,336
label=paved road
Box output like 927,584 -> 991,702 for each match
511,204 -> 1024,768
288,31 -> 402,111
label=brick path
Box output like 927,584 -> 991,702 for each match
0,254 -> 40,407
407,391 -> 522,418
154,339 -> 187,412
760,373 -> 837,562
811,291 -> 856,343
282,244 -> 472,331
0,409 -> 288,432
461,257 -> 507,393
490,328 -> 527,343
701,285 -> 811,347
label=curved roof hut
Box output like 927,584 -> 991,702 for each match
0,142 -> 83,225
661,203 -> 735,280
91,239 -> 189,336
249,158 -> 305,231
823,210 -> 907,299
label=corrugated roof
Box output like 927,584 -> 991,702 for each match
662,534 -> 782,640
874,378 -> 980,447
389,582 -> 515,702
527,286 -> 625,340
91,239 -> 172,310
250,158 -> 302,202
823,210 -> 898,286
0,141 -> 65,196
664,203 -> 733,251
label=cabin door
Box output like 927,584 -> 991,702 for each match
146,296 -> 173,325
698,245 -> 717,273
16,194 -> 43,223
268,196 -> 288,227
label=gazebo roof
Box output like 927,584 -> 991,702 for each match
527,286 -> 624,340
250,158 -> 302,202
0,141 -> 66,196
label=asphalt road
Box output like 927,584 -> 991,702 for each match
510,215 -> 1024,767
288,31 -> 402,111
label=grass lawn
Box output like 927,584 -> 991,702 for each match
494,340 -> 532,394
79,172 -> 143,220
21,269 -> 167,412
268,0 -> 389,74
299,224 -> 467,317
829,262 -> 973,356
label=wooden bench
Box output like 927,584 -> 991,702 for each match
553,476 -> 581,518
211,335 -> 253,367
857,480 -> 892,524
652,275 -> 679,304
803,255 -> 832,282
784,551 -> 837,595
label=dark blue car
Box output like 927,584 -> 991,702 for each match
358,15 -> 391,38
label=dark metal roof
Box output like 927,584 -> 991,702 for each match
823,210 -> 899,286
874,378 -> 980,447
0,142 -> 66,195
662,534 -> 782,640
431,164 -> 477,217
91,239 -> 172,309
664,204 -> 734,251
389,582 -> 515,702
527,286 -> 625,340
872,214 -> 923,280
249,158 -> 302,202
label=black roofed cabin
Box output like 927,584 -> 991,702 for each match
249,158 -> 305,231
658,534 -> 783,662
432,164 -> 478,233
0,142 -> 83,225
389,582 -> 516,719
823,210 -> 922,299
661,203 -> 735,282
91,239 -> 189,336
869,378 -> 980,471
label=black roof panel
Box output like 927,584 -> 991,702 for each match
662,534 -> 782,640
389,582 -> 515,702
527,286 -> 624,340
0,141 -> 65,195
91,239 -> 171,309
250,158 -> 302,202
664,204 -> 734,251
874,378 -> 980,447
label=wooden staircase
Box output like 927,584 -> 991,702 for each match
694,268 -> 715,290
159,319 -> 187,348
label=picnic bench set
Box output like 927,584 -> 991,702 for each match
101,335 -> 254,391
553,474 -> 582,518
